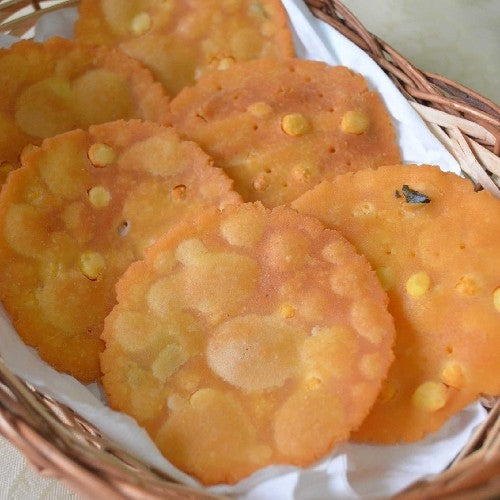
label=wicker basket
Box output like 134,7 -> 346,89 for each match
0,1 -> 499,498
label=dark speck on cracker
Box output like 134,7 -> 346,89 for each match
400,184 -> 430,204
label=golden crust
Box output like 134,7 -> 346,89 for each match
101,203 -> 395,484
292,164 -> 500,442
75,0 -> 295,95
169,57 -> 401,207
0,120 -> 240,382
0,37 -> 171,184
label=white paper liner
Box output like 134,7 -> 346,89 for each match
0,2 -> 485,498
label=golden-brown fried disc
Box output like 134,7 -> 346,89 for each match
101,203 -> 395,484
292,164 -> 500,443
0,37 -> 170,184
0,120 -> 240,382
75,0 -> 294,96
169,57 -> 401,207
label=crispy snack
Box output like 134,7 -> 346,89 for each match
101,203 -> 395,484
75,0 -> 294,96
0,120 -> 240,383
292,164 -> 500,443
169,57 -> 401,207
0,37 -> 171,185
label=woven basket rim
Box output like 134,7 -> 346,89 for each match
0,0 -> 499,498
1,357 -> 499,500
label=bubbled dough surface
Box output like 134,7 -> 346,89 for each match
101,203 -> 395,485
169,58 -> 401,207
0,120 -> 240,383
292,165 -> 500,443
75,0 -> 294,96
0,37 -> 171,185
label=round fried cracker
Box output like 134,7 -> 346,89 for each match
292,164 -> 500,442
0,120 -> 240,383
169,57 -> 401,207
0,37 -> 170,185
100,203 -> 395,484
75,0 -> 294,96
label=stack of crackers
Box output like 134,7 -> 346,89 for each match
0,0 -> 498,487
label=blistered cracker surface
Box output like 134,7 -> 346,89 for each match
292,164 -> 500,443
0,120 -> 240,383
169,57 -> 401,207
75,0 -> 294,96
100,203 -> 395,485
0,37 -> 171,184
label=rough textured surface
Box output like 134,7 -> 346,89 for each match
101,203 -> 395,485
293,164 -> 500,443
0,120 -> 240,382
0,37 -> 171,185
75,0 -> 294,96
169,58 -> 400,207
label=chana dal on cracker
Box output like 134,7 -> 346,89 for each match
292,164 -> 500,443
0,37 -> 171,185
169,57 -> 401,207
75,0 -> 294,96
100,203 -> 395,484
0,120 -> 240,383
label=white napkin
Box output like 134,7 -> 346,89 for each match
0,2 -> 484,498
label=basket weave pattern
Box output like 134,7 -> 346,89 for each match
0,0 -> 499,498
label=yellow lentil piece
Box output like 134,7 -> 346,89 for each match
130,12 -> 152,35
247,102 -> 272,117
88,143 -> 116,167
455,274 -> 481,296
79,251 -> 105,280
412,381 -> 448,411
341,110 -> 370,134
406,271 -> 431,297
217,57 -> 236,70
280,304 -> 295,319
88,185 -> 111,208
281,113 -> 310,136
441,361 -> 465,389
